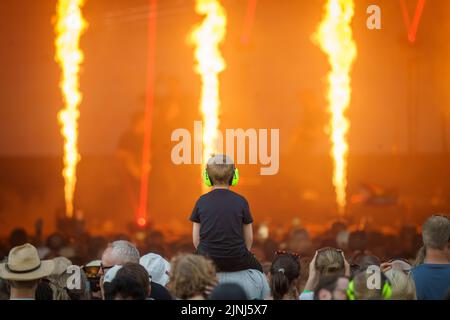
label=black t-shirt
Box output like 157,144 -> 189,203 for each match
150,282 -> 173,300
190,189 -> 253,258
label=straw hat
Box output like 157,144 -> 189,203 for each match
0,244 -> 55,281
51,256 -> 72,276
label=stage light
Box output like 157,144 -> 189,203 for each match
137,217 -> 147,227
137,0 -> 158,231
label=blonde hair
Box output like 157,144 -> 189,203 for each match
315,248 -> 345,277
169,254 -> 216,299
352,270 -> 383,300
384,269 -> 416,300
206,154 -> 235,185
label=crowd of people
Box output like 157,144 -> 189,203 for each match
0,155 -> 449,300
0,214 -> 449,300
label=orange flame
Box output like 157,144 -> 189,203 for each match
314,0 -> 357,214
189,0 -> 227,188
54,0 -> 87,218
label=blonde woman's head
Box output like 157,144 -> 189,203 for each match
168,254 -> 216,300
315,248 -> 345,277
384,269 -> 416,300
350,269 -> 384,300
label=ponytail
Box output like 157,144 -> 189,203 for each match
271,269 -> 290,300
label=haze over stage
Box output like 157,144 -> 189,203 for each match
0,0 -> 449,236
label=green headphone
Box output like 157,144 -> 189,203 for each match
203,167 -> 239,187
346,277 -> 392,300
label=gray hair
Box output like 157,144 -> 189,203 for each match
422,215 -> 450,250
109,240 -> 140,264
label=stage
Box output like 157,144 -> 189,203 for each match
0,153 -> 448,237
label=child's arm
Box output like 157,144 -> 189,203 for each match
192,222 -> 201,249
243,223 -> 253,251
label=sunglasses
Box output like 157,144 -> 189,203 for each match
100,263 -> 114,273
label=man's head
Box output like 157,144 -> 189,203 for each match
105,263 -> 151,300
101,240 -> 140,273
422,215 -> 450,251
0,244 -> 54,299
205,154 -> 236,186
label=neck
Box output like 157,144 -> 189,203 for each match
10,287 -> 36,300
212,185 -> 229,190
424,248 -> 449,264
188,294 -> 205,300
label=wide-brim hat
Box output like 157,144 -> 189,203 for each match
0,243 -> 55,281
51,257 -> 72,276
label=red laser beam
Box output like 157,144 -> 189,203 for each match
399,0 -> 427,43
137,0 -> 158,227
241,0 -> 258,45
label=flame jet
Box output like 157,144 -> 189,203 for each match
314,0 -> 357,214
189,0 -> 227,190
54,0 -> 87,218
